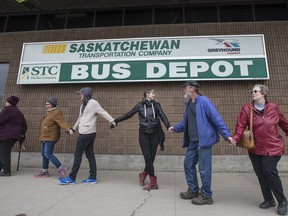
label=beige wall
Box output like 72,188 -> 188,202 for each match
1,21 -> 287,156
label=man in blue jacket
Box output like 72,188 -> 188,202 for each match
169,80 -> 233,205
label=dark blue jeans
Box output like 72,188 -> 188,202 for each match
41,141 -> 62,169
69,133 -> 97,181
184,141 -> 212,198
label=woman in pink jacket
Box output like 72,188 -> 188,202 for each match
233,84 -> 288,215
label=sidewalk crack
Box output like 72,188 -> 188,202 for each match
130,192 -> 152,216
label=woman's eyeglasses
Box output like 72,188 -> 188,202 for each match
251,90 -> 261,94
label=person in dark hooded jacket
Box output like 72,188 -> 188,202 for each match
111,89 -> 171,191
0,96 -> 27,176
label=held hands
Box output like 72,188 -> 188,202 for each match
168,126 -> 174,132
66,128 -> 75,135
110,121 -> 117,129
227,137 -> 236,145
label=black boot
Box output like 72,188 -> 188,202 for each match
277,200 -> 287,215
259,199 -> 276,209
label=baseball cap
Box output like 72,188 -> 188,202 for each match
182,80 -> 200,89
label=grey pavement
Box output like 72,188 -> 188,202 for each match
0,168 -> 288,216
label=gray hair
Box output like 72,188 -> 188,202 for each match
253,84 -> 269,99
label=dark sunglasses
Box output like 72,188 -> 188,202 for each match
251,90 -> 261,94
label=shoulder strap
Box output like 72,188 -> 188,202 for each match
250,105 -> 253,129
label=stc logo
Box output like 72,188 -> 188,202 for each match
20,67 -> 30,80
19,65 -> 60,81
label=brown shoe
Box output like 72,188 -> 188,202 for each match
139,171 -> 148,186
34,170 -> 50,178
192,194 -> 213,205
180,188 -> 200,199
143,176 -> 158,191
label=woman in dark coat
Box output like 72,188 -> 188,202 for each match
111,89 -> 170,190
0,96 -> 27,176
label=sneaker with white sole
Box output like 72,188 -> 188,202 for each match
58,176 -> 75,185
81,177 -> 97,184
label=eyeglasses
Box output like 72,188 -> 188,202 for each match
251,90 -> 261,94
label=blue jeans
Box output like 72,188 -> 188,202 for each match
184,141 -> 212,197
42,141 -> 62,169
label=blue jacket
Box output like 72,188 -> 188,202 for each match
173,95 -> 231,148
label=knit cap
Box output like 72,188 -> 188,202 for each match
47,96 -> 57,107
7,96 -> 19,106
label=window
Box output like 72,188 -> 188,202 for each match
154,7 -> 183,24
185,6 -> 218,23
0,16 -> 6,32
124,8 -> 153,25
219,5 -> 253,22
255,4 -> 288,21
6,15 -> 37,32
37,13 -> 67,30
0,63 -> 9,106
67,12 -> 94,29
95,10 -> 123,27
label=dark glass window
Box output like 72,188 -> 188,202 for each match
255,4 -> 288,21
0,63 -> 9,105
154,7 -> 183,24
124,9 -> 152,25
37,13 -> 67,30
219,5 -> 253,22
0,16 -> 6,32
95,10 -> 123,27
185,6 -> 218,23
67,11 -> 94,29
6,15 -> 37,32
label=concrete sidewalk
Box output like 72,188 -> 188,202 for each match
0,168 -> 287,216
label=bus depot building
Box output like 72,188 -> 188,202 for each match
0,0 -> 287,172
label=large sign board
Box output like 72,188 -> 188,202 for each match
17,35 -> 269,84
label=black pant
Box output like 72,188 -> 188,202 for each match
249,153 -> 287,203
69,133 -> 97,180
0,139 -> 17,173
139,130 -> 159,177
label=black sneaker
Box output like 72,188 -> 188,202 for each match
192,194 -> 213,205
0,172 -> 11,177
277,200 -> 287,215
259,199 -> 276,209
180,188 -> 200,199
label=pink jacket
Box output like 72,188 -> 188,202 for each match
233,101 -> 288,156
